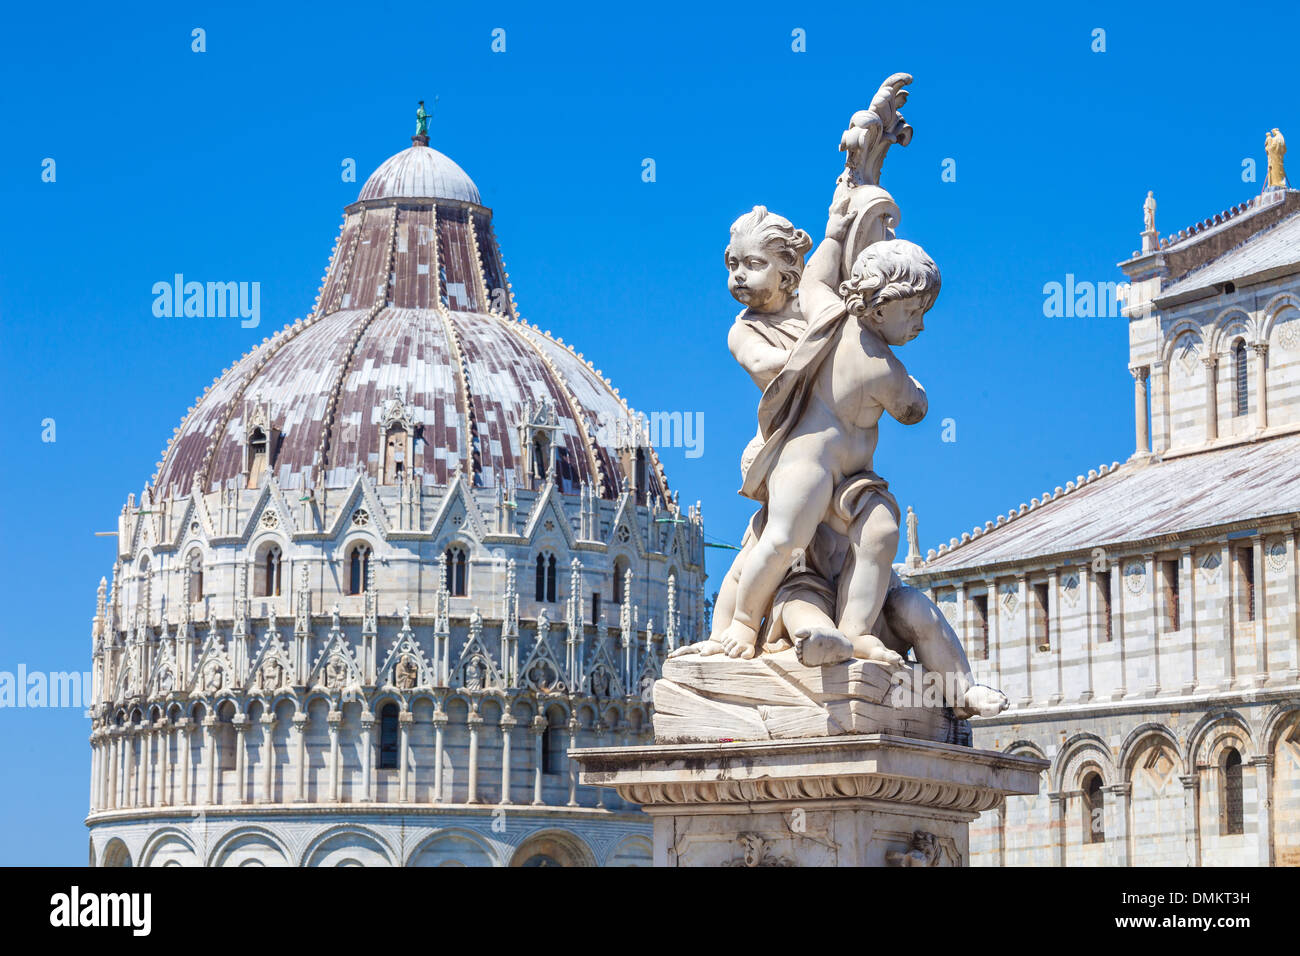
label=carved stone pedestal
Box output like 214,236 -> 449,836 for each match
573,734 -> 1046,867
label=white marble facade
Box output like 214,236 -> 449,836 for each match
905,184 -> 1300,866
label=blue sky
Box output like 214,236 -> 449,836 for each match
1,0 -> 1296,863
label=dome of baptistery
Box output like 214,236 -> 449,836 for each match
86,126 -> 706,868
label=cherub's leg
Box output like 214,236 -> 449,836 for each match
835,499 -> 900,648
723,462 -> 833,659
668,530 -> 755,659
880,581 -> 1008,717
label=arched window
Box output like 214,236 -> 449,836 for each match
542,715 -> 563,774
535,553 -> 557,602
533,436 -> 549,483
1082,772 -> 1105,844
259,546 -> 282,597
383,425 -> 408,484
1234,339 -> 1249,417
445,548 -> 468,596
378,703 -> 399,770
187,552 -> 204,604
613,557 -> 630,604
592,591 -> 601,624
248,427 -> 268,488
634,447 -> 647,504
348,545 -> 371,595
1223,747 -> 1244,835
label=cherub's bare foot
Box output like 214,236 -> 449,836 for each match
794,626 -> 854,667
851,634 -> 907,671
719,621 -> 760,660
960,684 -> 1009,718
667,639 -> 726,659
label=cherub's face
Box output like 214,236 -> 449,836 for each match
869,297 -> 927,346
726,235 -> 786,313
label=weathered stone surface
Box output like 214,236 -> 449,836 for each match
652,649 -> 966,744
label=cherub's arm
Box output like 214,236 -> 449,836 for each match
728,319 -> 789,390
875,358 -> 928,425
801,198 -> 855,321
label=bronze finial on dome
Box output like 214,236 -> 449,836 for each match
413,97 -> 436,147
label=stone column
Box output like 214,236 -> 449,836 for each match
1202,355 -> 1219,442
1048,792 -> 1067,867
88,733 -> 99,812
159,720 -> 171,807
233,715 -> 248,805
1254,535 -> 1268,680
1180,772 -> 1201,867
1131,366 -> 1150,456
137,726 -> 149,807
360,714 -> 374,803
500,715 -> 516,805
120,726 -> 135,809
327,711 -> 342,803
1103,782 -> 1131,866
567,718 -> 581,807
1150,360 -> 1168,454
467,713 -> 483,804
177,720 -> 191,806
1252,343 -> 1269,431
110,728 -> 122,810
532,716 -> 546,806
399,711 -> 415,803
291,714 -> 307,802
985,578 -> 1000,688
1251,756 -> 1273,867
260,714 -> 275,803
433,712 -> 447,802
203,717 -> 217,805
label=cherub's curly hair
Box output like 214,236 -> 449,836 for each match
840,239 -> 941,317
726,206 -> 813,294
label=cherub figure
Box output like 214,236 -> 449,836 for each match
708,200 -> 939,663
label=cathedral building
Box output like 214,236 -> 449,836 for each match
85,127 -> 706,867
903,158 -> 1300,866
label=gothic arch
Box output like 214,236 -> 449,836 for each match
508,828 -> 596,867
1160,318 -> 1206,367
406,827 -> 502,867
1260,291 -> 1300,341
1187,709 -> 1254,767
1119,723 -> 1185,777
140,827 -> 199,867
300,825 -> 395,867
208,825 -> 291,867
1262,704 -> 1300,752
1208,306 -> 1256,355
1054,733 -> 1116,793
100,837 -> 132,868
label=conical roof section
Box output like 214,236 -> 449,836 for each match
150,130 -> 669,506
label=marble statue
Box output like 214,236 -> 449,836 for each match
395,653 -> 418,690
1143,190 -> 1156,234
1266,128 -> 1287,188
667,75 -> 1008,726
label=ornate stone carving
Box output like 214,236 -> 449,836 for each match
722,833 -> 795,868
885,830 -> 941,867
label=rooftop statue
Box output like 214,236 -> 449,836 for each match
415,100 -> 432,137
1266,128 -> 1287,188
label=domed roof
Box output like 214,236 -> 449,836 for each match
357,145 -> 481,205
151,144 -> 667,504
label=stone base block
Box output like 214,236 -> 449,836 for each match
653,650 -> 968,745
574,733 -> 1047,867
